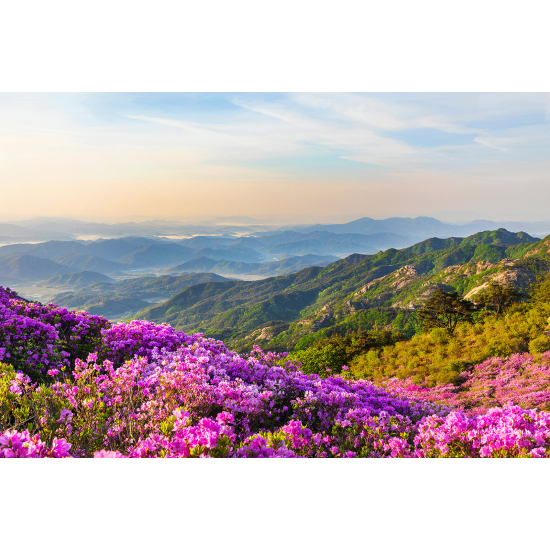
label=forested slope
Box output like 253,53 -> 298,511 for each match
134,229 -> 547,351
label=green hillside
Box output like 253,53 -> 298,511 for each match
132,229 -> 547,351
51,272 -> 230,319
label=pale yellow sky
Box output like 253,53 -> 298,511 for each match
1,93 -> 549,222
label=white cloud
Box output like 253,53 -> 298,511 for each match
474,137 -> 509,152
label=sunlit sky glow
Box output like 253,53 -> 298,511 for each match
1,92 -> 549,223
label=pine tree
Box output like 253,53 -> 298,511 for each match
418,289 -> 475,333
477,282 -> 522,314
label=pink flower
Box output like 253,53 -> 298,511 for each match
94,450 -> 127,458
58,409 -> 73,423
51,438 -> 72,458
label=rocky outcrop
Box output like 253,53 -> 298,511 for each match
355,265 -> 419,296
464,262 -> 538,300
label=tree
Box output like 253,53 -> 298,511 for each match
476,281 -> 523,314
418,289 -> 475,333
530,271 -> 550,305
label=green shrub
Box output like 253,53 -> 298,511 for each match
529,335 -> 550,354
351,300 -> 550,386
351,349 -> 381,380
434,359 -> 468,385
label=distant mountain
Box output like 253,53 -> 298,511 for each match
0,254 -> 74,282
51,253 -> 123,274
170,257 -> 217,273
0,223 -> 72,241
228,230 -> 415,253
0,240 -> 88,259
40,271 -> 115,289
0,242 -> 123,276
169,254 -> 339,277
85,237 -> 164,261
4,218 -> 280,240
257,232 -> 379,256
0,236 -> 24,244
292,216 -> 460,237
292,217 -> 550,240
119,243 -> 195,268
5,216 -> 550,246
0,223 -> 32,238
190,246 -> 263,263
206,216 -> 271,224
180,236 -> 237,249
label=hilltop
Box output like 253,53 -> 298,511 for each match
40,271 -> 115,289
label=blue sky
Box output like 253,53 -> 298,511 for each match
0,92 -> 548,222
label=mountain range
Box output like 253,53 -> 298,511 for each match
3,215 -> 550,246
0,230 -> 418,284
3,217 -> 550,326
132,228 -> 548,351
40,271 -> 115,289
167,254 -> 339,277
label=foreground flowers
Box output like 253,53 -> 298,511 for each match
385,352 -> 550,414
1,286 -> 550,458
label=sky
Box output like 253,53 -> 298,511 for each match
1,92 -> 549,223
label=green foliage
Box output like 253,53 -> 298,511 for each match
417,290 -> 475,333
530,272 -> 550,305
472,244 -> 506,263
529,335 -> 550,354
475,282 -> 523,314
512,256 -> 550,272
351,299 -> 550,387
290,330 -> 405,377
434,359 -> 469,385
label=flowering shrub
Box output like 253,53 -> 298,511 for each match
385,352 -> 550,414
1,285 -> 550,458
98,320 -> 199,367
413,404 -> 550,458
0,286 -> 109,380
0,429 -> 71,458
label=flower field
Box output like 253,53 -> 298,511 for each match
385,352 -> 550,414
2,286 -> 550,458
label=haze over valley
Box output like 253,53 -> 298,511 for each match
2,214 -> 550,323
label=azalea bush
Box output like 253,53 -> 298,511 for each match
384,352 -> 550,414
0,286 -> 109,380
2,286 -> 550,458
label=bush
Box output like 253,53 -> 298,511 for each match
434,360 -> 468,385
291,330 -> 405,378
529,335 -> 550,354
0,287 -> 109,381
351,301 -> 550,386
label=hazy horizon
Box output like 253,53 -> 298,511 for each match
4,211 -> 550,227
1,92 -> 549,222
